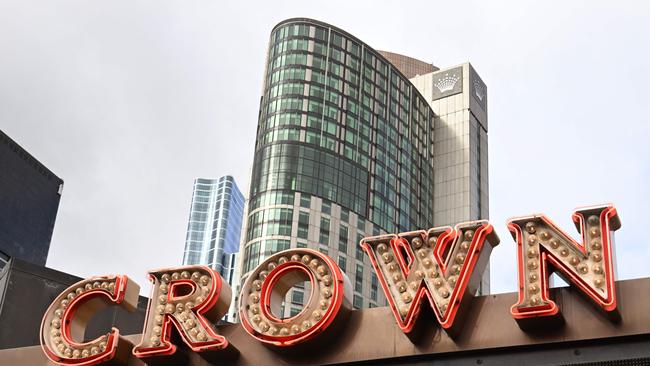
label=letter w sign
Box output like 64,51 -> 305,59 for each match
360,221 -> 499,336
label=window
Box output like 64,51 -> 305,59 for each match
371,273 -> 378,301
319,217 -> 330,245
345,130 -> 357,144
356,234 -> 365,261
321,201 -> 331,215
309,84 -> 325,99
349,42 -> 360,57
338,256 -> 347,272
314,27 -> 327,41
243,242 -> 261,272
246,208 -> 294,240
261,239 -> 291,257
311,70 -> 326,84
353,294 -> 363,309
326,90 -> 340,104
338,225 -> 348,253
250,191 -> 294,210
340,208 -> 349,222
298,212 -> 309,239
331,32 -> 343,47
329,62 -> 342,78
321,135 -> 336,152
306,131 -> 320,145
311,55 -> 327,70
355,264 -> 363,292
320,217 -> 330,231
329,48 -> 343,63
323,120 -> 337,135
313,42 -> 327,56
291,290 -> 304,305
300,194 -> 311,208
251,144 -> 369,218
306,115 -> 321,130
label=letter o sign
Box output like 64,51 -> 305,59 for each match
239,249 -> 352,346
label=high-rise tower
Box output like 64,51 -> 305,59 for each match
182,175 -> 245,321
240,18 -> 491,318
0,129 -> 63,269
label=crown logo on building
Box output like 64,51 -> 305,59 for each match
433,73 -> 460,93
473,79 -> 486,101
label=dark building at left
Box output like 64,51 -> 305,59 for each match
0,129 -> 63,268
0,129 -> 147,349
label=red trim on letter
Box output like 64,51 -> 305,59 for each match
40,275 -> 139,366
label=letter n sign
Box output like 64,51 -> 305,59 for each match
508,204 -> 621,328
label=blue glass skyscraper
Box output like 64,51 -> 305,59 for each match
182,175 -> 245,321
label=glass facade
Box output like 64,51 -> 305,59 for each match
241,18 -> 438,317
182,175 -> 245,321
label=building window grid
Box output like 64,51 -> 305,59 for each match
250,143 -> 369,216
260,59 -> 420,177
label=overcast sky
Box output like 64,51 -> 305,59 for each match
1,1 -> 649,295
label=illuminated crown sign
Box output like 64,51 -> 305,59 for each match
434,73 -> 461,93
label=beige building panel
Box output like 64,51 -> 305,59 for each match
409,63 -> 490,293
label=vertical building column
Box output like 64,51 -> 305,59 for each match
410,63 -> 490,294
